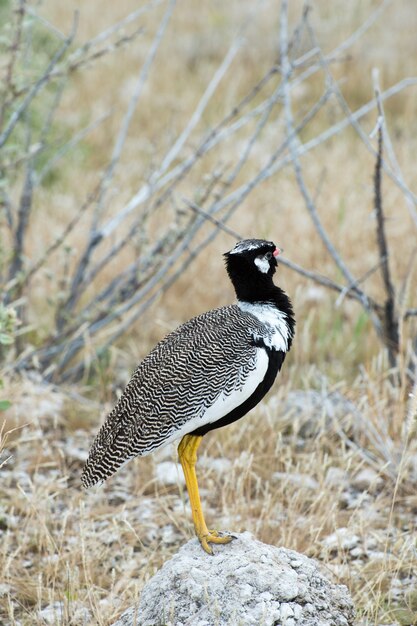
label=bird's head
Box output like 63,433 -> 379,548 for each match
224,238 -> 281,275
224,238 -> 282,302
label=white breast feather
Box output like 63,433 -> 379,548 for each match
237,301 -> 291,352
149,347 -> 269,450
201,347 -> 269,425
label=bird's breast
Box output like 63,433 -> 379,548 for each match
201,347 -> 269,425
237,301 -> 292,352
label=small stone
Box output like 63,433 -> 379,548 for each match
364,536 -> 378,550
154,461 -> 185,486
272,471 -> 319,490
323,527 -> 360,552
0,583 -> 11,596
38,602 -> 64,625
71,605 -> 92,625
199,456 -> 232,473
282,390 -> 361,438
349,546 -> 364,558
352,468 -> 383,492
325,467 -> 348,487
280,602 -> 294,620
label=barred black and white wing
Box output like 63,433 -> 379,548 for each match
81,305 -> 277,488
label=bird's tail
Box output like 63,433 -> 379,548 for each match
81,413 -> 134,488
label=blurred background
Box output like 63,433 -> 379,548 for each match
1,0 -> 416,382
1,1 -> 417,624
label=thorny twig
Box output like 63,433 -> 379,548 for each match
0,0 -> 26,130
372,95 -> 399,367
279,2 -> 417,371
2,0 -> 416,381
279,0 -> 382,331
304,14 -> 417,227
58,0 -> 176,331
0,12 -> 78,150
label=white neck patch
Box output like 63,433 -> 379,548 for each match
238,300 -> 291,352
254,256 -> 270,274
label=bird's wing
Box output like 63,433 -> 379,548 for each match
81,305 -> 269,487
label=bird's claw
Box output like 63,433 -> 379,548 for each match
200,531 -> 234,555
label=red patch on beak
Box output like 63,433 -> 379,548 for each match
273,248 -> 281,257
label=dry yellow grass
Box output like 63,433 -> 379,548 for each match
1,0 -> 417,624
1,365 -> 417,625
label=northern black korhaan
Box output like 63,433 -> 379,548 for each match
81,239 -> 295,554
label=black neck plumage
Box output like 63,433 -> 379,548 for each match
226,258 -> 296,339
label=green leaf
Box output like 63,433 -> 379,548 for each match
0,333 -> 13,345
0,400 -> 11,411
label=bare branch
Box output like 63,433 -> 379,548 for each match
373,120 -> 395,303
325,0 -> 391,61
0,12 -> 78,150
184,198 -> 382,310
372,78 -> 399,366
6,162 -> 33,289
156,36 -> 242,180
60,244 -> 200,382
183,199 -> 242,240
371,70 -> 417,228
36,110 -> 111,185
76,59 -> 283,292
4,0 -> 416,382
305,14 -> 417,228
20,186 -> 100,288
269,77 -> 417,182
279,2 -> 372,310
0,0 -> 26,130
92,0 -> 176,223
335,258 -> 387,309
67,0 -> 162,59
59,0 -> 176,326
97,76 -> 417,252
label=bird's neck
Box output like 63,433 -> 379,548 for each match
230,272 -> 289,312
235,279 -> 295,344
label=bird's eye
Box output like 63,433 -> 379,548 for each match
265,251 -> 273,260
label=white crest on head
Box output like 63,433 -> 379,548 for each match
228,240 -> 266,255
254,256 -> 270,274
238,301 -> 292,352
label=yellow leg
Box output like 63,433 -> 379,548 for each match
178,434 -> 233,555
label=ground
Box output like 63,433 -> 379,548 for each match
1,369 -> 416,624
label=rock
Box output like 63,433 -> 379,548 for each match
325,466 -> 349,487
112,532 -> 355,626
322,527 -> 360,553
155,461 -> 185,486
38,601 -> 91,625
272,471 -> 319,491
281,390 -> 361,438
38,602 -> 64,624
199,456 -> 233,474
351,468 -> 383,493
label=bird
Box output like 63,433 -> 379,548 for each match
81,238 -> 295,554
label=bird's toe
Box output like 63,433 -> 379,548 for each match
200,531 -> 234,554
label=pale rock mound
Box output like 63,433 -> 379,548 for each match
112,532 -> 355,626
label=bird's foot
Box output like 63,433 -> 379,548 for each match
199,530 -> 234,555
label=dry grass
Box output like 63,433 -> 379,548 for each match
2,0 -> 417,624
1,366 -> 417,625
